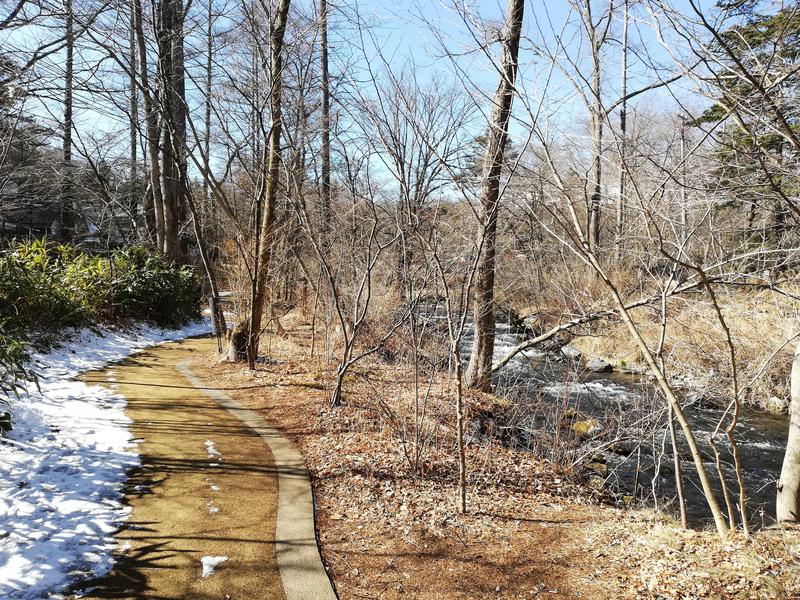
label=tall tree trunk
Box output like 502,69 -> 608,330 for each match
129,0 -> 139,234
59,0 -> 74,241
588,35 -> 603,251
614,0 -> 628,259
157,0 -> 183,261
319,0 -> 332,243
173,0 -> 189,261
464,0 -> 525,391
203,0 -> 213,226
454,341 -> 467,513
133,0 -> 165,250
773,139 -> 786,246
226,0 -> 292,364
161,110 -> 179,257
186,186 -> 227,343
680,119 -> 688,245
777,341 -> 800,522
234,26 -> 264,365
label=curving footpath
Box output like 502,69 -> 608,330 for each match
176,358 -> 337,600
73,337 -> 336,600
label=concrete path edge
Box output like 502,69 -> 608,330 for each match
176,359 -> 338,600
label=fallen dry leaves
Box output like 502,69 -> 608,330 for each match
191,323 -> 800,599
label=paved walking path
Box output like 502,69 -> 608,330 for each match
73,337 -> 336,600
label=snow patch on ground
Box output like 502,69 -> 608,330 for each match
200,555 -> 228,578
204,440 -> 220,458
0,320 -> 210,599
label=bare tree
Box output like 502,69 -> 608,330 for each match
133,0 -> 166,248
226,0 -> 292,365
464,0 -> 525,391
58,0 -> 75,240
319,0 -> 332,241
578,0 -> 614,252
614,0 -> 629,258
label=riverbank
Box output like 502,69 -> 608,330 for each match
190,314 -> 800,599
552,285 -> 798,414
480,305 -> 789,525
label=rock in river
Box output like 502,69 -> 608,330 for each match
586,358 -> 613,372
560,345 -> 582,360
571,418 -> 603,438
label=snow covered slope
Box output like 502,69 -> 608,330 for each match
0,320 -> 210,599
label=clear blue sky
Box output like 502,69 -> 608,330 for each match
2,0 -> 723,166
335,0 -> 713,143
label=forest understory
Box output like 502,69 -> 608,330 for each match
192,311 -> 800,600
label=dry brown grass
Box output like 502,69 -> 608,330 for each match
585,516 -> 800,599
567,286 -> 800,411
498,256 -> 800,412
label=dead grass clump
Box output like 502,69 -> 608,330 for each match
497,254 -> 799,412
569,287 -> 800,411
584,517 -> 800,599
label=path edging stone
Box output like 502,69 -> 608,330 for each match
176,360 -> 338,600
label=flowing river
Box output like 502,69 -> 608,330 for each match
460,317 -> 790,528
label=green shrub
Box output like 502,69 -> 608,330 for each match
101,247 -> 201,327
0,320 -> 35,399
0,240 -> 201,335
0,239 -> 85,330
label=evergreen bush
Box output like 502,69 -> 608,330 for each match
0,239 -> 201,333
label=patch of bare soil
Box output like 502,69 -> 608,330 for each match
193,323 -> 800,599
